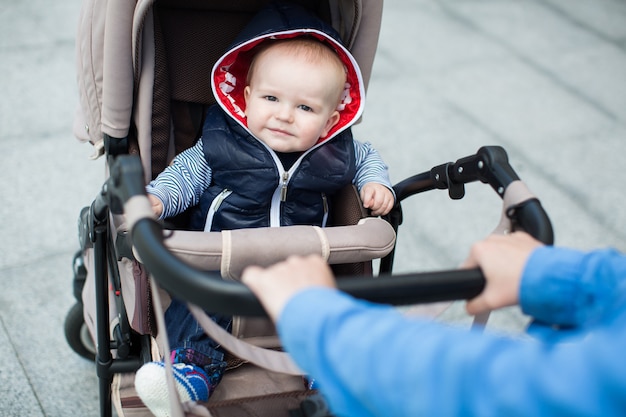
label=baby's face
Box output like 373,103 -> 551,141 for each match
244,50 -> 341,153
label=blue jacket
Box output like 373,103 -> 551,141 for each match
186,2 -> 366,231
279,246 -> 626,416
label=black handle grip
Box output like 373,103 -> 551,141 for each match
509,198 -> 554,245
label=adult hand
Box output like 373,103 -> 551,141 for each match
242,255 -> 337,323
462,232 -> 543,316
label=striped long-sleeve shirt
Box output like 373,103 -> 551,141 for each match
147,137 -> 393,220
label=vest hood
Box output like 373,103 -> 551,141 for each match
211,3 -> 365,144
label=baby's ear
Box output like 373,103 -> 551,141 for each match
321,111 -> 341,138
243,86 -> 251,111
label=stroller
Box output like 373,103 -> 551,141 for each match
64,0 -> 553,416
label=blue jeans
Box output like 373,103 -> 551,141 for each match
164,298 -> 231,385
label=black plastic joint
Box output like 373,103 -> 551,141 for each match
430,163 -> 450,190
430,163 -> 465,199
103,133 -> 129,157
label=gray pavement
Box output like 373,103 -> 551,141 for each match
1,0 -> 625,416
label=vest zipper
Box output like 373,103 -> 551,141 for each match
256,129 -> 334,228
280,172 -> 290,202
321,193 -> 329,227
204,189 -> 232,232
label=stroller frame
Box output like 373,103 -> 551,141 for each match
70,145 -> 552,416
64,0 -> 553,416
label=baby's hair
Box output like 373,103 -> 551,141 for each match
247,37 -> 347,103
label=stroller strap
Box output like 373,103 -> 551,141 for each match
150,275 -> 303,417
187,303 -> 305,376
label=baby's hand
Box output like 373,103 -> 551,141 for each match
360,183 -> 394,216
147,194 -> 164,217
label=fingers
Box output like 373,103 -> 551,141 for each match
240,265 -> 265,291
463,232 -> 543,315
459,253 -> 479,270
241,264 -> 288,322
242,255 -> 336,322
371,195 -> 394,216
360,184 -> 395,216
463,239 -> 493,315
465,296 -> 490,316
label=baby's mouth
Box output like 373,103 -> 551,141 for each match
268,127 -> 293,137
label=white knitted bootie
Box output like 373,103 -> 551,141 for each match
134,361 -> 210,417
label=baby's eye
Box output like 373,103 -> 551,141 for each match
298,104 -> 313,112
264,95 -> 278,102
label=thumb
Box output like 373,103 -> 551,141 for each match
461,257 -> 489,315
465,295 -> 489,316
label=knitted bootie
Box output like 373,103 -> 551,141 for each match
135,361 -> 210,417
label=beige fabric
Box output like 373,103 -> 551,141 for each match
189,305 -> 304,376
132,3 -> 157,184
124,195 -> 156,233
342,0 -> 383,98
473,180 -> 539,327
151,276 -> 187,417
313,226 -> 331,261
81,247 -> 119,347
74,0 -> 106,152
102,0 -> 136,140
492,180 -> 537,236
162,217 -> 395,280
209,365 -> 306,403
230,324 -> 281,348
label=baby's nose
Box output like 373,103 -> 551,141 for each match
275,105 -> 294,122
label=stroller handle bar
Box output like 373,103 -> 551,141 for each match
392,146 -> 554,245
103,146 -> 553,316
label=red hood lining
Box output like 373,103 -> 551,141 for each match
211,30 -> 364,144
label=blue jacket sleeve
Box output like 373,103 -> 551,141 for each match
521,246 -> 626,330
278,247 -> 626,417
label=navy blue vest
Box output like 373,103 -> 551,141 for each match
188,106 -> 356,231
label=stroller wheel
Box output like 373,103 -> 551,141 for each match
64,302 -> 96,361
71,250 -> 87,301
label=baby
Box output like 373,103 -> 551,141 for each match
146,37 -> 394,228
135,10 -> 394,415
